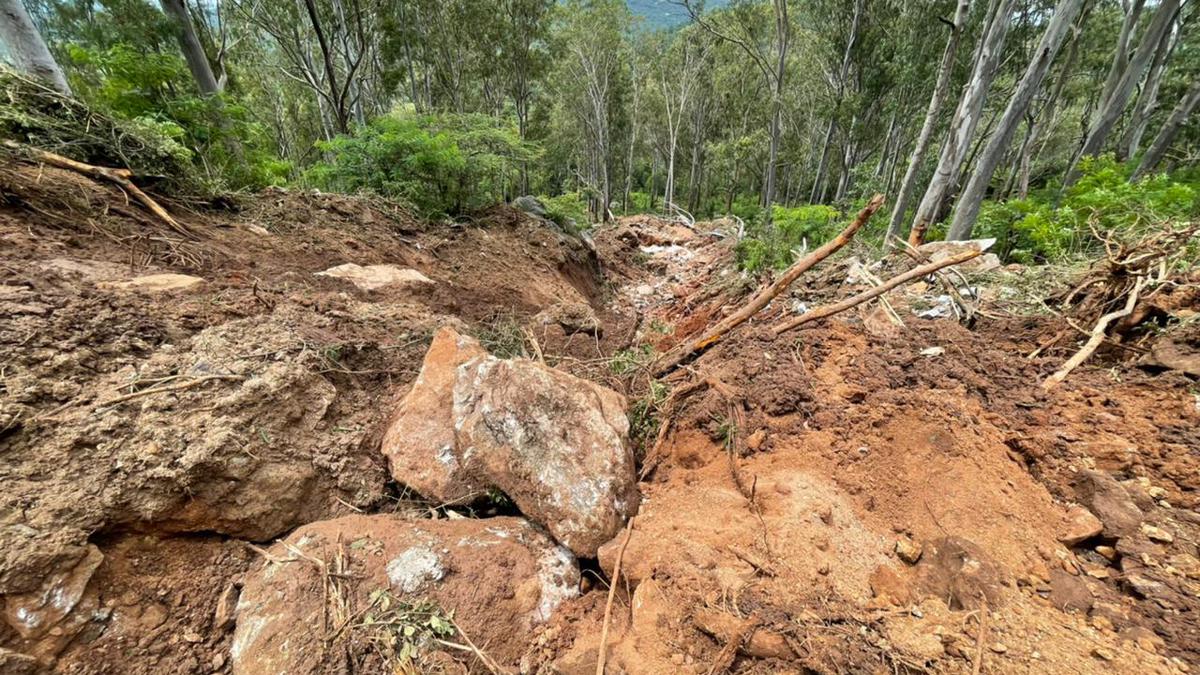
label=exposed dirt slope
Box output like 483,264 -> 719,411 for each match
0,161 -> 604,672
2,165 -> 1198,675
535,216 -> 1198,675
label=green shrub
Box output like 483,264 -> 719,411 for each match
735,203 -> 842,272
540,191 -> 589,231
307,112 -> 539,216
975,155 -> 1200,262
62,45 -> 289,191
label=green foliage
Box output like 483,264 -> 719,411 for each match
608,344 -> 654,375
975,156 -> 1200,263
0,66 -> 200,193
627,379 -> 668,453
307,112 -> 540,216
360,590 -> 457,671
61,44 -> 287,191
735,204 -> 842,272
540,191 -> 589,231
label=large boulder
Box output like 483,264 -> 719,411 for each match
382,327 -> 638,556
381,328 -> 486,503
231,515 -> 578,674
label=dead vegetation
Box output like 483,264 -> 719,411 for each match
1039,220 -> 1200,384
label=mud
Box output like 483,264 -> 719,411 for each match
2,160 -> 1199,673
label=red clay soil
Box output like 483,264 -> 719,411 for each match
2,161 -> 1198,675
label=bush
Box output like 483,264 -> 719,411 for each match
540,191 -> 589,231
307,112 -> 540,216
0,65 -> 202,193
735,203 -> 842,272
975,155 -> 1200,263
62,45 -> 290,191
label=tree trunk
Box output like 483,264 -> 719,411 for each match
1122,13 -> 1176,159
1066,0 -> 1179,185
303,0 -> 348,133
161,0 -> 220,94
908,0 -> 1015,245
947,0 -> 1085,241
1015,1 -> 1089,198
760,0 -> 790,228
1097,0 -> 1146,113
809,118 -> 835,204
0,0 -> 72,95
1131,78 -> 1200,180
884,0 -> 970,247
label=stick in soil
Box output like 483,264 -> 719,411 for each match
596,517 -> 635,675
772,248 -> 983,336
1043,276 -> 1146,388
102,375 -> 242,406
650,194 -> 885,377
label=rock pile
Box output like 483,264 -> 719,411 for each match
233,326 -> 638,672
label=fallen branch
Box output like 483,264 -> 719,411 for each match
772,248 -> 983,336
651,194 -> 884,376
597,517 -> 635,675
1042,277 -> 1146,388
2,139 -> 195,239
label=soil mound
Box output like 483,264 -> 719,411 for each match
2,161 -> 1198,674
0,158 -> 604,669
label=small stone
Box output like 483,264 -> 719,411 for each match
746,430 -> 767,451
895,537 -> 923,565
1148,486 -> 1168,500
1092,647 -> 1115,661
213,583 -> 239,632
1086,568 -> 1111,580
1092,616 -> 1114,632
1096,545 -> 1117,561
1142,524 -> 1174,544
671,653 -> 685,666
211,653 -> 226,670
1058,506 -> 1104,546
818,564 -> 831,576
183,631 -> 203,643
1062,559 -> 1080,575
989,643 -> 1008,654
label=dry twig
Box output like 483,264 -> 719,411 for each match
597,517 -> 635,675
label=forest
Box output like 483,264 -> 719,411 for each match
2,0 -> 1197,267
2,1 -> 1200,674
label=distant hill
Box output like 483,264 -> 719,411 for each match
626,0 -> 729,30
